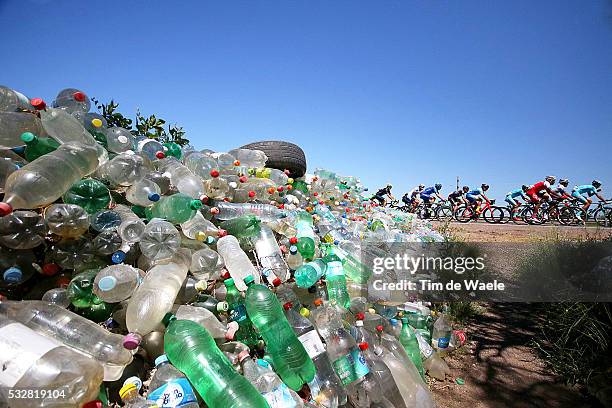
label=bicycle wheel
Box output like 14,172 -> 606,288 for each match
456,206 -> 475,223
559,206 -> 580,226
435,204 -> 453,221
522,207 -> 544,225
484,206 -> 505,224
593,207 -> 611,227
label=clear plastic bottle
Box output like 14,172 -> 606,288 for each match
135,137 -> 164,161
240,354 -> 304,408
97,152 -> 145,187
0,112 -> 48,148
0,300 -> 132,381
182,150 -> 217,180
245,282 -> 316,391
52,88 -> 91,114
216,235 -> 260,291
44,203 -> 91,238
105,127 -> 135,153
0,85 -> 32,111
147,192 -> 202,224
204,174 -> 230,200
284,303 -> 347,407
286,245 -> 304,271
181,211 -> 219,241
157,157 -> 204,198
174,304 -> 227,343
190,246 -> 224,281
92,230 -> 123,255
163,316 -> 269,408
42,287 -> 71,308
114,204 -> 146,243
228,148 -> 267,168
213,201 -> 286,222
126,178 -> 162,207
120,382 -> 157,408
138,219 -> 181,261
431,312 -> 452,351
147,354 -> 199,408
0,315 -> 104,408
0,210 -> 46,249
2,142 -> 99,211
124,250 -> 190,349
93,264 -> 144,303
252,224 -> 289,286
415,330 -> 450,380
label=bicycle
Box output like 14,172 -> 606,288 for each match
454,199 -> 504,223
559,200 -> 612,227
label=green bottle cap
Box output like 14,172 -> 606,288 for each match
189,200 -> 203,210
401,317 -> 409,324
162,312 -> 176,327
20,132 -> 36,143
244,275 -> 255,286
224,277 -> 235,287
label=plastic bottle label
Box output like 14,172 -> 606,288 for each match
332,349 -> 369,385
229,304 -> 247,323
435,336 -> 450,349
298,330 -> 326,359
262,383 -> 297,408
0,323 -> 60,387
147,378 -> 198,407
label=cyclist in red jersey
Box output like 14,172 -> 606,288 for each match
526,176 -> 556,220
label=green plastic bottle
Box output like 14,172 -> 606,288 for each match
20,132 -> 60,162
400,317 -> 425,379
294,258 -> 327,288
322,252 -> 351,309
219,215 -> 261,239
163,142 -> 182,159
66,269 -> 114,322
245,280 -> 316,391
63,178 -> 111,214
146,192 -> 202,224
224,277 -> 259,347
163,315 -> 269,408
294,211 -> 316,260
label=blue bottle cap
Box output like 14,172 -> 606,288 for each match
155,354 -> 169,367
256,359 -> 270,368
3,267 -> 22,283
289,245 -> 298,254
98,276 -> 117,291
389,318 -> 398,326
111,251 -> 126,264
148,193 -> 160,202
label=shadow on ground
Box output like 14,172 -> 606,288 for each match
431,303 -> 599,408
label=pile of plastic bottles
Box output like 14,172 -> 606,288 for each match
0,85 -> 453,408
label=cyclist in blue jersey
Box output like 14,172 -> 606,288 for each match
572,180 -> 605,222
466,184 -> 490,213
420,184 -> 444,203
505,185 -> 529,219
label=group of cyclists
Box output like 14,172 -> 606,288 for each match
371,176 -> 606,224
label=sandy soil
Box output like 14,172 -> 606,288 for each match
427,222 -> 609,408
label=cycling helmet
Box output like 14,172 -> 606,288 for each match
545,175 -> 556,184
435,183 -> 442,191
386,183 -> 393,189
418,184 -> 425,190
462,185 -> 470,192
521,184 -> 529,191
592,179 -> 602,188
559,178 -> 569,186
481,183 -> 489,191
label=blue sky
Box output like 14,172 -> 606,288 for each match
1,0 -> 611,199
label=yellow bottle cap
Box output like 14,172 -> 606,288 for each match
299,307 -> 310,318
91,118 -> 103,128
119,383 -> 136,400
195,231 -> 206,241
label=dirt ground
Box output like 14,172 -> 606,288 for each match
428,222 -> 609,408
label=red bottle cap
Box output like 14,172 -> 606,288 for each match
283,302 -> 293,311
272,278 -> 281,287
358,342 -> 369,351
210,169 -> 220,178
248,191 -> 256,198
239,176 -> 248,183
155,151 -> 166,159
41,263 -> 61,276
30,98 -> 46,110
277,186 -> 284,192
82,400 -> 103,408
0,203 -> 12,217
355,312 -> 365,321
233,160 -> 241,166
376,325 -> 384,332
217,229 -> 228,238
72,91 -> 86,102
289,237 -> 298,245
210,207 -> 220,215
286,185 -> 293,191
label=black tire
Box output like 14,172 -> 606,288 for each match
435,204 -> 453,221
240,140 -> 307,177
485,206 -> 506,224
593,207 -> 611,227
